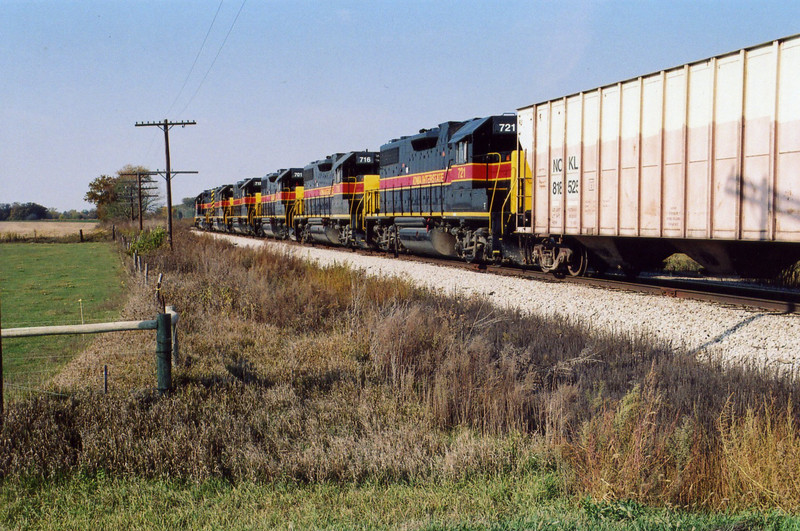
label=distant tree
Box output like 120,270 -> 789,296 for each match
85,166 -> 161,221
85,175 -> 118,220
8,202 -> 49,220
175,196 -> 197,220
0,203 -> 10,221
58,209 -> 89,220
114,165 -> 162,221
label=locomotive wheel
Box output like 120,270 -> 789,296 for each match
466,244 -> 484,264
566,247 -> 588,277
456,232 -> 485,264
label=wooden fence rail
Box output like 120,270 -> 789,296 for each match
2,306 -> 178,339
2,316 -> 168,338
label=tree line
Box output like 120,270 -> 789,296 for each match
2,163 -> 197,223
0,202 -> 96,221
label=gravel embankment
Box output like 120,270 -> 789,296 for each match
206,232 -> 800,368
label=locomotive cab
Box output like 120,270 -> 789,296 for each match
375,115 -> 519,262
194,190 -> 213,229
211,184 -> 234,232
261,168 -> 304,239
297,151 -> 379,246
231,177 -> 261,235
449,115 -> 517,165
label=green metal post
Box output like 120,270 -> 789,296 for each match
156,313 -> 172,394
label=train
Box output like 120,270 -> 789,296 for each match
196,35 -> 800,279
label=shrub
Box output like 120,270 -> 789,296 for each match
128,226 -> 166,255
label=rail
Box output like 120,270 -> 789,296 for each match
196,228 -> 800,313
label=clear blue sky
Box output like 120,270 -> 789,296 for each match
1,0 -> 798,211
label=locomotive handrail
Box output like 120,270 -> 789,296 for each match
355,194 -> 367,230
501,150 -> 522,228
486,152 -> 502,234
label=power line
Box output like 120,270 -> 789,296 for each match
178,0 -> 247,116
164,0 -> 225,117
140,2 -> 223,164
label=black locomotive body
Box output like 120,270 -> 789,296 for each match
229,177 -> 261,234
210,184 -> 233,232
260,168 -> 303,239
294,151 -> 380,247
195,115 -> 531,266
371,115 -> 519,261
194,190 -> 213,230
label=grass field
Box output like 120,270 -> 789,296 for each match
2,475 -> 791,530
2,228 -> 800,528
0,242 -> 127,398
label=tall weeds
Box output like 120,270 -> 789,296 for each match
719,399 -> 800,510
3,225 -> 799,511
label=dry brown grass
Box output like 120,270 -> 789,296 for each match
0,221 -> 100,237
565,371 -> 714,505
718,399 -> 800,510
3,224 -> 800,512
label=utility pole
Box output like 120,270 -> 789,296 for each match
135,119 -> 196,248
120,171 -> 160,232
137,173 -> 142,230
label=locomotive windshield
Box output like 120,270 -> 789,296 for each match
452,115 -> 517,163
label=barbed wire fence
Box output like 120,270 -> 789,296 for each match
2,346 -> 156,401
0,252 -> 178,413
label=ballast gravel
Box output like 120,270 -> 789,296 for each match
207,232 -> 800,368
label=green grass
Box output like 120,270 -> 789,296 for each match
0,243 -> 127,398
1,475 -> 796,530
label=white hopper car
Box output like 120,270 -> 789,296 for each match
516,34 -> 800,277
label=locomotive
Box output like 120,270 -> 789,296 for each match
197,35 -> 800,279
196,114 -> 540,267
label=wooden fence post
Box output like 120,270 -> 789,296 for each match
166,305 -> 179,365
156,312 -> 172,394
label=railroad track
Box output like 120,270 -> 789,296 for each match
405,256 -> 800,314
199,230 -> 800,315
394,253 -> 800,314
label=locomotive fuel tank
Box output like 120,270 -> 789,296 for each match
306,218 -> 341,245
395,217 -> 458,258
